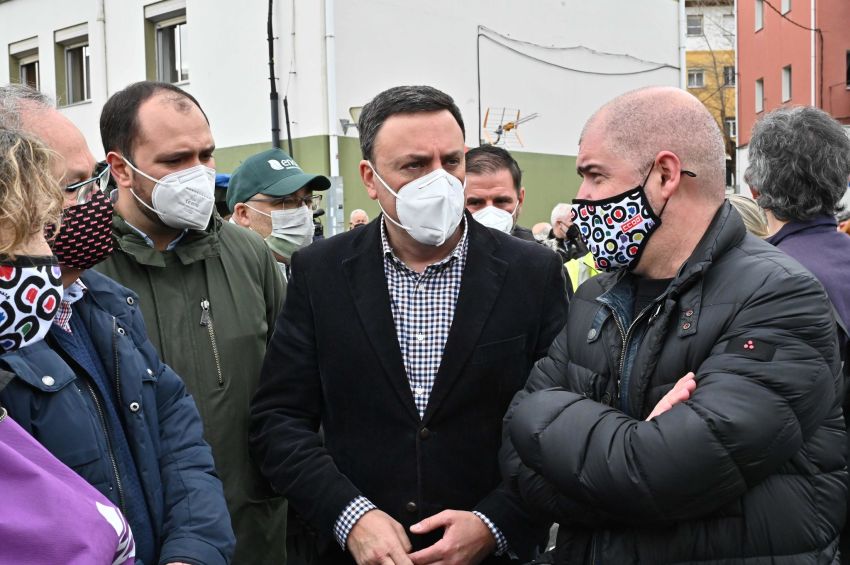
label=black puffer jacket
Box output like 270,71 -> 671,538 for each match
502,203 -> 847,564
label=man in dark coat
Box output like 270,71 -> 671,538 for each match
250,85 -> 568,565
502,86 -> 846,564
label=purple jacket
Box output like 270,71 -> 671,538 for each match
767,215 -> 850,340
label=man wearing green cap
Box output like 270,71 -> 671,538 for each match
229,148 -> 331,287
95,81 -> 287,565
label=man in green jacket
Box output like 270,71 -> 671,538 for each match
96,81 -> 287,565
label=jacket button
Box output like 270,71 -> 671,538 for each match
146,368 -> 154,376
41,376 -> 55,386
129,401 -> 141,413
682,322 -> 692,330
116,327 -> 126,336
587,328 -> 597,340
601,392 -> 612,405
419,428 -> 430,440
684,309 -> 694,317
126,296 -> 135,305
405,502 -> 417,513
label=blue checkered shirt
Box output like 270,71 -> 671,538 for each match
333,217 -> 508,556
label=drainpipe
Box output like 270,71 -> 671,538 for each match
324,0 -> 341,235
97,0 -> 109,98
679,0 -> 687,89
733,0 -> 741,192
810,0 -> 816,106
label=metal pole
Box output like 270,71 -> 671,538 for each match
268,0 -> 281,148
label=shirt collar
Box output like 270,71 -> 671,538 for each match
380,214 -> 468,272
766,215 -> 839,246
63,279 -> 88,305
124,219 -> 187,251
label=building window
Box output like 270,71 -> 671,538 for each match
725,117 -> 737,138
723,66 -> 736,86
54,24 -> 89,106
156,16 -> 188,83
755,0 -> 764,30
782,65 -> 792,102
18,54 -> 39,89
64,42 -> 91,104
688,69 -> 705,88
687,14 -> 704,36
8,37 -> 39,89
756,78 -> 764,112
781,0 -> 791,13
846,51 -> 849,88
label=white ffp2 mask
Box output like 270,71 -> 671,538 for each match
369,164 -> 465,247
472,204 -> 517,234
124,158 -> 216,231
246,204 -> 314,249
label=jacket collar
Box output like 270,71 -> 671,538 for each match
111,212 -> 222,268
765,215 -> 838,247
342,212 -> 509,424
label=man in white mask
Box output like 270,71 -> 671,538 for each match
97,81 -> 288,565
228,148 -> 330,284
251,85 -> 569,565
464,145 -> 534,242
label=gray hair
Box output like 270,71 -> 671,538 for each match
357,85 -> 465,162
0,83 -> 53,130
550,202 -> 571,225
745,106 -> 850,221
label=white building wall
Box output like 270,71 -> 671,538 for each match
686,2 -> 735,52
1,0 -> 681,159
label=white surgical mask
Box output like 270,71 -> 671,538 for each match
123,158 -> 216,231
472,203 -> 517,234
246,203 -> 314,254
368,164 -> 465,247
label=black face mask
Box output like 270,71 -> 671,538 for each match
46,189 -> 114,270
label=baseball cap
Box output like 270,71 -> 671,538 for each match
227,148 -> 331,212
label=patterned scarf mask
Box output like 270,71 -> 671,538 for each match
46,189 -> 115,270
0,256 -> 63,352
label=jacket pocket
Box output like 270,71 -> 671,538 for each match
469,335 -> 526,366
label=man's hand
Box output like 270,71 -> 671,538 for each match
646,372 -> 697,421
408,510 -> 496,565
347,509 -> 413,565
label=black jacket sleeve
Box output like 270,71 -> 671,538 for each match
249,250 -> 363,540
507,270 -> 840,526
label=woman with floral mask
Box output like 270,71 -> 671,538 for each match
0,129 -> 135,564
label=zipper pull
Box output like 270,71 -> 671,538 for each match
200,299 -> 210,327
648,301 -> 664,325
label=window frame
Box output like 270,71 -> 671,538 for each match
755,78 -> 765,113
724,117 -> 737,138
781,65 -> 792,102
17,53 -> 39,89
63,39 -> 91,105
755,0 -> 764,31
781,0 -> 791,14
155,15 -> 188,84
723,65 -> 736,87
687,14 -> 704,36
687,68 -> 706,89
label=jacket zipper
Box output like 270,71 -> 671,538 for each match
612,301 -> 665,409
590,533 -> 599,564
112,317 -> 122,406
83,380 -> 126,513
199,298 -> 224,387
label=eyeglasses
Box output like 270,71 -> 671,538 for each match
64,163 -> 111,205
250,193 -> 323,211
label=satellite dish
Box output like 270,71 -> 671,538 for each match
482,107 -> 539,148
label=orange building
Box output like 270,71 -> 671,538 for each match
736,0 -> 850,190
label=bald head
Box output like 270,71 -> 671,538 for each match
582,87 -> 726,201
20,104 -> 96,190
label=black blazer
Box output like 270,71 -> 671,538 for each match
250,214 -> 568,563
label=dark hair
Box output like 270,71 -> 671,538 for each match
357,85 -> 465,161
745,106 -> 850,221
465,145 -> 522,193
100,81 -> 208,159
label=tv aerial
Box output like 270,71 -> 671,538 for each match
482,108 -> 539,148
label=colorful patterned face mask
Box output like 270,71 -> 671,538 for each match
0,256 -> 62,352
571,167 -> 662,272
